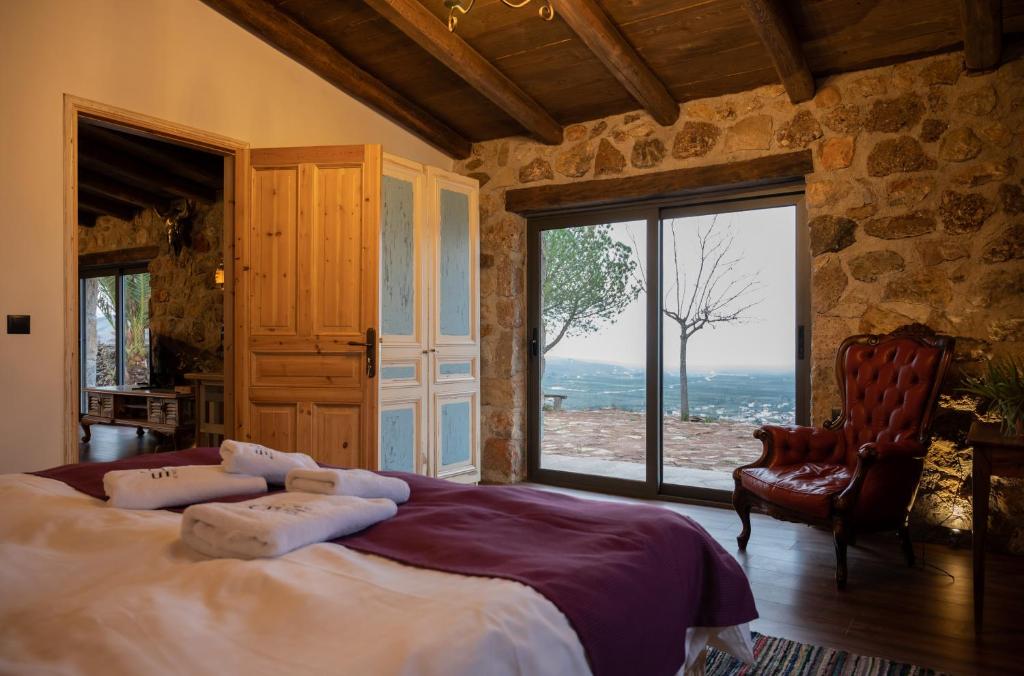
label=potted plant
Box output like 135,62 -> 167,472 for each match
961,356 -> 1024,436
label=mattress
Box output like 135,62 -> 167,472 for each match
0,472 -> 752,675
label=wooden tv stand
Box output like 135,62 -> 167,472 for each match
81,385 -> 195,450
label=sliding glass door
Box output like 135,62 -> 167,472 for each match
80,265 -> 151,392
528,192 -> 809,501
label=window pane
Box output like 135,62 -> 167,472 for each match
539,220 -> 647,480
82,276 -> 117,387
661,207 -> 796,492
122,272 -> 151,387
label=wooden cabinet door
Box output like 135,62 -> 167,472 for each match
378,154 -> 429,474
427,167 -> 480,482
237,145 -> 380,468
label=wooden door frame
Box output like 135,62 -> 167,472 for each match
62,95 -> 249,464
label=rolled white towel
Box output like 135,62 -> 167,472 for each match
103,465 -> 267,510
180,491 -> 397,559
285,468 -> 410,504
220,440 -> 318,484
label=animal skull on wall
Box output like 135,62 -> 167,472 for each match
156,199 -> 198,255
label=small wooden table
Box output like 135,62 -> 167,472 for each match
967,421 -> 1024,631
185,373 -> 225,447
81,385 -> 195,450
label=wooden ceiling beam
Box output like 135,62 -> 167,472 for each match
79,170 -> 170,210
80,124 -> 222,188
78,192 -> 140,222
740,0 -> 815,103
364,0 -> 562,145
554,0 -> 678,126
79,151 -> 218,203
960,0 -> 1002,71
200,0 -> 473,158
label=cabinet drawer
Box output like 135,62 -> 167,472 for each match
87,393 -> 113,419
148,398 -> 181,426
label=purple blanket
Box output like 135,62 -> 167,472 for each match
34,449 -> 757,676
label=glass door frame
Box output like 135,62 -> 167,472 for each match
79,262 -> 151,394
526,185 -> 809,504
527,204 -> 662,499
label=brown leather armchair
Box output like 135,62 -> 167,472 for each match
732,327 -> 954,588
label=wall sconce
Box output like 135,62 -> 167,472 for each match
215,262 -> 225,288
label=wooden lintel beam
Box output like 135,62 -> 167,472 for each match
80,246 -> 160,268
555,0 -> 678,126
961,0 -> 1002,71
364,0 -> 562,145
78,192 -> 139,222
505,150 -> 813,214
201,0 -> 473,159
80,124 -> 222,187
79,170 -> 170,210
740,0 -> 815,103
78,151 -> 218,203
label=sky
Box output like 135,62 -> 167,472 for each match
545,205 -> 796,372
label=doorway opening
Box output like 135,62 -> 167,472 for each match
63,97 -> 246,464
527,190 -> 809,502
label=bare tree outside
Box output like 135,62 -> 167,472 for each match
632,215 -> 763,420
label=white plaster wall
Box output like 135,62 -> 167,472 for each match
0,0 -> 454,472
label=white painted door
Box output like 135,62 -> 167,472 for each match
427,167 -> 480,483
378,155 -> 429,474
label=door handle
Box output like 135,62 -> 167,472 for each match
348,327 -> 377,378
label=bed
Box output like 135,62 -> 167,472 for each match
0,449 -> 757,676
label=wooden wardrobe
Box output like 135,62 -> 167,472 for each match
235,145 -> 480,482
378,155 -> 481,483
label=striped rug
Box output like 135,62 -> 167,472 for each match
706,632 -> 943,675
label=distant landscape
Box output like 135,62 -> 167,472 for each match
542,356 -> 795,425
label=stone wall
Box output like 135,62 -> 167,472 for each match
79,201 -> 225,376
455,51 -> 1024,552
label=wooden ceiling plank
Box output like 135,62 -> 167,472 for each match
740,0 -> 815,103
555,0 -> 679,126
363,0 -> 562,145
505,150 -> 813,214
79,170 -> 170,210
80,124 -> 222,187
200,0 -> 472,158
78,192 -> 140,222
960,0 -> 1002,71
78,151 -> 217,203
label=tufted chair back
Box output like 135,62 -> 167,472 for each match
831,330 -> 954,468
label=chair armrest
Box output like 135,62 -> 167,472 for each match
836,440 -> 926,511
743,424 -> 840,470
856,440 -> 926,462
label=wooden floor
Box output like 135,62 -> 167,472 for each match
530,484 -> 1022,676
78,424 -> 162,463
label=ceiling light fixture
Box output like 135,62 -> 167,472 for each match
444,0 -> 554,32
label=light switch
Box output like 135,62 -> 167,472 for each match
6,315 -> 30,334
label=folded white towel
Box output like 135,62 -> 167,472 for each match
103,465 -> 268,510
220,440 -> 318,484
285,468 -> 410,504
180,492 -> 397,559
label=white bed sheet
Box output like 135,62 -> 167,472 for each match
0,474 -> 751,676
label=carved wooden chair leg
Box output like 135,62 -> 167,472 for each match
833,516 -> 849,589
898,525 -> 915,567
733,487 -> 752,550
